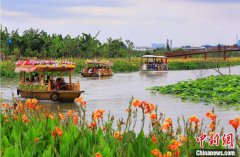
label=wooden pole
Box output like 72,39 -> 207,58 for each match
69,71 -> 72,89
60,71 -> 63,78
51,72 -> 54,80
223,51 -> 227,60
42,72 -> 45,84
204,53 -> 207,59
23,72 -> 26,83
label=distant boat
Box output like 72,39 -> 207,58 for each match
81,61 -> 113,77
140,55 -> 168,72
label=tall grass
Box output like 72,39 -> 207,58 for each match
1,57 -> 240,78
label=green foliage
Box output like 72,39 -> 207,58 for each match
149,75 -> 240,106
0,97 -> 236,157
1,27 -> 138,59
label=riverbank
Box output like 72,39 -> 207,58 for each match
1,57 -> 240,78
149,75 -> 240,106
1,98 -> 239,157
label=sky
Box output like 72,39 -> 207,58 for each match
1,0 -> 240,47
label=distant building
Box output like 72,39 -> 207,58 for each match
151,43 -> 165,49
238,40 -> 240,47
134,46 -> 153,51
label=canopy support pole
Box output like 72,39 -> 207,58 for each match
69,71 -> 72,89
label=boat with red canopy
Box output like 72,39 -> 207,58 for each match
15,60 -> 84,102
81,60 -> 113,77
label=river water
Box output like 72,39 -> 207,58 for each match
1,66 -> 240,133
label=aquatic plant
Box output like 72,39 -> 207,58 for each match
149,75 -> 240,106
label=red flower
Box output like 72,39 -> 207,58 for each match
152,135 -> 157,143
229,118 -> 239,130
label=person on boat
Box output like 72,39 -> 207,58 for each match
45,76 -> 51,84
25,78 -> 30,84
59,78 -> 67,90
88,68 -> 93,73
55,78 -> 62,90
32,73 -> 39,83
93,67 -> 98,74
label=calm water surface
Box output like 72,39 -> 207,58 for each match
1,66 -> 240,132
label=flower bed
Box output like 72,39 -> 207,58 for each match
1,98 -> 239,156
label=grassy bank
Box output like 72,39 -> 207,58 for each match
149,75 -> 240,106
1,57 -> 240,78
168,58 -> 240,70
1,98 -> 239,157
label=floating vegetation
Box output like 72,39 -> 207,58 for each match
149,75 -> 240,106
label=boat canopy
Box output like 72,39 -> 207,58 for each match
14,60 -> 76,73
141,55 -> 168,59
86,60 -> 113,66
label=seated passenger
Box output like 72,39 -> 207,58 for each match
55,78 -> 62,90
45,76 -> 51,84
88,68 -> 93,73
25,78 -> 30,84
60,78 -> 67,90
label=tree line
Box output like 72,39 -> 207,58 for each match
1,27 -> 138,59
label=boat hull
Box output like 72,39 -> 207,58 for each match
81,72 -> 112,77
17,89 -> 82,102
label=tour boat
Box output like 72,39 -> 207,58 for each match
140,55 -> 168,72
81,61 -> 113,77
15,60 -> 84,102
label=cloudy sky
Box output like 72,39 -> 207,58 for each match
1,0 -> 240,47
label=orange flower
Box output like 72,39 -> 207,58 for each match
161,117 -> 172,130
150,113 -> 157,120
189,115 -> 200,124
149,103 -> 155,111
95,152 -> 102,157
34,137 -> 39,143
59,113 -> 65,120
31,98 -> 38,105
21,114 -> 30,123
168,140 -> 181,151
35,105 -> 42,111
114,131 -> 120,139
179,135 -> 187,143
229,118 -> 239,130
92,109 -> 105,120
206,112 -> 216,121
48,113 -> 54,120
152,149 -> 160,156
75,97 -> 83,103
209,121 -> 215,130
88,121 -> 97,129
81,101 -> 87,106
132,98 -> 141,107
55,127 -> 63,137
75,97 -> 86,106
67,110 -> 74,117
152,135 -> 157,143
12,114 -> 19,120
163,151 -> 172,157
25,99 -> 32,105
52,127 -> 63,138
72,115 -> 78,125
3,114 -> 7,119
